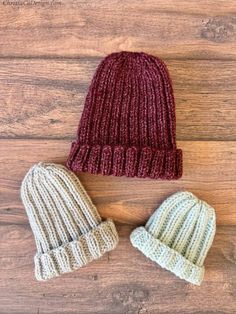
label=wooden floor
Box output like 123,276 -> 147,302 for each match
0,1 -> 236,313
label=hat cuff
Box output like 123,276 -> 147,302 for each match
34,219 -> 119,281
67,142 -> 182,179
130,227 -> 204,285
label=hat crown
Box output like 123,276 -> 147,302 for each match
21,163 -> 101,254
146,191 -> 216,266
77,51 -> 176,150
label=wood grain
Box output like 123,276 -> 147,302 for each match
0,59 -> 235,140
0,1 -> 235,59
1,139 -> 235,227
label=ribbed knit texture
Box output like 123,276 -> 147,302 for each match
21,163 -> 119,281
67,51 -> 182,180
130,191 -> 216,285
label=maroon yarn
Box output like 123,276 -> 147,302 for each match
67,51 -> 182,179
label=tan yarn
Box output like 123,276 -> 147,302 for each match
21,162 -> 119,281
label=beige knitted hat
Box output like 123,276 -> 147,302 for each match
21,162 -> 119,281
130,191 -> 216,285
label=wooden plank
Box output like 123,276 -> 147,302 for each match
0,139 -> 235,226
0,1 -> 235,59
0,222 -> 236,313
0,59 -> 235,140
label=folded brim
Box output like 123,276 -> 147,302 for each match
130,227 -> 204,285
67,142 -> 182,180
34,219 -> 119,281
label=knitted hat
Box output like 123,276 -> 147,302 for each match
67,51 -> 182,180
21,163 -> 119,281
130,191 -> 216,285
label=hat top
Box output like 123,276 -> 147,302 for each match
77,51 -> 176,148
21,163 -> 103,253
103,51 -> 165,74
146,191 -> 216,266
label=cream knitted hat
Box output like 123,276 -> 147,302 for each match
130,191 -> 216,285
21,162 -> 119,281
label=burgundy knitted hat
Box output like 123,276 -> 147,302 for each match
67,51 -> 182,179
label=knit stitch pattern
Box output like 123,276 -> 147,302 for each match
130,191 -> 216,285
67,51 -> 182,180
21,163 -> 119,281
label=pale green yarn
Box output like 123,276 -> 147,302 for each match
21,162 -> 119,281
130,191 -> 216,285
